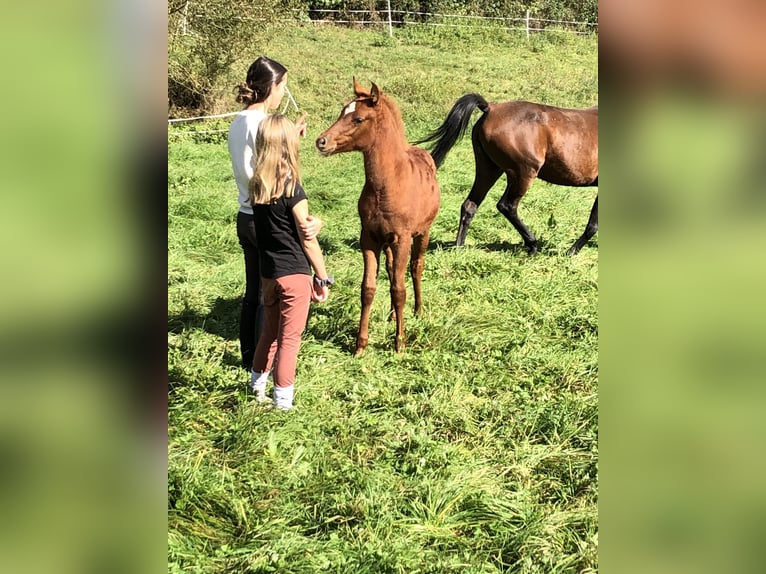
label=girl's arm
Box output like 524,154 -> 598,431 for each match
292,199 -> 330,303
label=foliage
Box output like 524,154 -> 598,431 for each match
168,0 -> 287,114
168,24 -> 597,573
168,0 -> 597,113
303,0 -> 598,23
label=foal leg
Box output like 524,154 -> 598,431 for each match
410,230 -> 429,315
568,195 -> 598,255
457,143 -> 503,246
355,231 -> 381,356
389,236 -> 412,353
384,245 -> 395,322
496,170 -> 539,254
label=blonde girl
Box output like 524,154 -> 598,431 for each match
248,114 -> 332,410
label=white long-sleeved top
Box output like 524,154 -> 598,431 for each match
227,109 -> 267,215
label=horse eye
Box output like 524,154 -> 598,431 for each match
353,117 -> 364,125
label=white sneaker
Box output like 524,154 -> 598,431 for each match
273,385 -> 294,411
250,370 -> 270,403
250,383 -> 268,403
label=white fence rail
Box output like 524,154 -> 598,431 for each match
176,7 -> 598,38
168,87 -> 301,134
169,7 -> 597,131
302,9 -> 597,36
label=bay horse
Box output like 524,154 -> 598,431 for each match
316,80 -> 440,355
416,94 -> 598,255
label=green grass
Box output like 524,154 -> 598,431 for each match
169,23 -> 597,573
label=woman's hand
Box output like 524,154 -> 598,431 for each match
296,112 -> 308,137
300,215 -> 323,241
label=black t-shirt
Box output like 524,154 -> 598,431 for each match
253,183 -> 311,279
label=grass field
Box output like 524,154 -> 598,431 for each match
168,23 -> 598,573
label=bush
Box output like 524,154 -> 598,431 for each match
167,0 -> 287,114
168,0 -> 598,114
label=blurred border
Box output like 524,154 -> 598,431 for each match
601,0 -> 766,572
0,1 -> 168,572
3,0 -> 766,572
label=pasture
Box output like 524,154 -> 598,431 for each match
168,24 -> 598,573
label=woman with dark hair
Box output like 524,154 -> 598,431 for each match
227,56 -> 321,377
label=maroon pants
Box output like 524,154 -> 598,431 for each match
252,274 -> 312,388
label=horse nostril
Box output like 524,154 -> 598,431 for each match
316,137 -> 326,148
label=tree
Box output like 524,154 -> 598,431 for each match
168,1 -> 285,113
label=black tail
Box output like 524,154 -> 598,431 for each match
414,94 -> 490,169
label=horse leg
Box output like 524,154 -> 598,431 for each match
410,230 -> 429,315
389,236 -> 412,353
384,245 -> 395,322
496,171 -> 538,254
456,142 -> 503,246
355,231 -> 381,356
568,195 -> 598,255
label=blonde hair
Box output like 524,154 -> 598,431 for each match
249,114 -> 302,205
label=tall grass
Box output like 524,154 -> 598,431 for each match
169,24 -> 597,573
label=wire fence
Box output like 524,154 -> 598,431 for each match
169,8 -> 597,132
301,9 -> 597,35
176,6 -> 598,37
168,87 -> 301,135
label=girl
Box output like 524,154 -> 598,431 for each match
249,114 -> 332,410
228,56 -> 321,371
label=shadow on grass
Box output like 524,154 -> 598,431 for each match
340,237 -> 361,251
317,235 -> 353,256
169,296 -> 240,338
168,297 -> 243,369
428,238 -> 530,254
304,303 -> 361,355
480,240 -> 531,254
169,296 -> 361,363
462,238 -> 580,256
332,237 -> 560,256
338,237 -> 463,253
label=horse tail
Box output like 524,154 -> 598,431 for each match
414,94 -> 490,169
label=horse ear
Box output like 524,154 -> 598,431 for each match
370,82 -> 380,104
353,77 -> 366,97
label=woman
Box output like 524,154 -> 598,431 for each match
249,114 -> 332,410
227,56 -> 321,371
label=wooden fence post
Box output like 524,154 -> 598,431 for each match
387,0 -> 393,36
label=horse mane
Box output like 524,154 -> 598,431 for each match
373,92 -> 407,145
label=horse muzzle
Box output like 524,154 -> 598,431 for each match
315,135 -> 336,156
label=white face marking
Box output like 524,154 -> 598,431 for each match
343,101 -> 356,116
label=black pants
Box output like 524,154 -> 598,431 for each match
236,211 -> 263,370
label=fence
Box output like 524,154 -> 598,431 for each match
169,7 -> 597,133
175,5 -> 598,38
168,87 -> 301,136
303,8 -> 597,36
